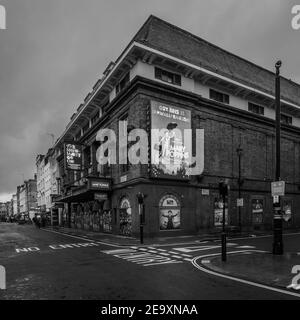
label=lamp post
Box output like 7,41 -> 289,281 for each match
272,60 -> 284,255
236,146 -> 243,232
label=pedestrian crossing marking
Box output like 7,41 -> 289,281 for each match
102,248 -> 183,267
171,255 -> 182,259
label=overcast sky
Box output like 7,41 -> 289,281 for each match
0,0 -> 299,201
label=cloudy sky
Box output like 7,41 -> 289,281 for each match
0,0 -> 299,201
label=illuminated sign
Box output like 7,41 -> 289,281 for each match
89,179 -> 110,190
151,100 -> 191,179
64,143 -> 82,171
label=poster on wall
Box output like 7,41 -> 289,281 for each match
214,197 -> 228,227
159,195 -> 181,230
119,198 -> 132,236
151,101 -> 191,179
252,199 -> 263,224
282,200 -> 292,222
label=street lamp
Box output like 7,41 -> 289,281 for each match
272,60 -> 284,255
236,146 -> 243,232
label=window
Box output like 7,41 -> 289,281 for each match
82,122 -> 89,134
281,114 -> 292,125
248,102 -> 264,115
116,72 -> 130,94
91,111 -> 100,125
75,131 -> 81,141
155,67 -> 181,86
209,89 -> 229,104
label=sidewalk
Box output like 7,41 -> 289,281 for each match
199,251 -> 300,291
43,225 -> 228,246
43,225 -> 300,247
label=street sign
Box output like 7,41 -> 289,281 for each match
271,181 -> 285,197
237,198 -> 244,207
201,189 -> 210,196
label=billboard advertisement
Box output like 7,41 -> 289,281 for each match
159,194 -> 181,230
64,143 -> 82,171
150,100 -> 191,179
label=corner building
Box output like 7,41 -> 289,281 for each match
53,16 -> 300,237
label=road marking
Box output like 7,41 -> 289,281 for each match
171,255 -> 183,259
192,250 -> 300,299
183,258 -> 193,262
148,250 -> 158,254
174,245 -> 221,253
173,243 -> 238,253
41,228 -> 121,247
237,245 -> 256,249
156,248 -> 167,252
102,249 -> 183,267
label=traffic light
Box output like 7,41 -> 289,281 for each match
136,193 -> 146,225
136,192 -> 145,205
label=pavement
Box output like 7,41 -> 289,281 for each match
43,225 -> 274,247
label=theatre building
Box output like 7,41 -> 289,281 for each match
53,15 -> 300,237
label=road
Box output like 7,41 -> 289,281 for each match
0,223 -> 299,300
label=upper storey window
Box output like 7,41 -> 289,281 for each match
116,72 -> 130,94
248,102 -> 264,115
281,113 -> 292,125
155,67 -> 181,86
209,89 -> 229,104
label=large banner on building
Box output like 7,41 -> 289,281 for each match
64,143 -> 83,171
150,100 -> 191,179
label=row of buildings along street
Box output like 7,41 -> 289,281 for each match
2,15 -> 299,239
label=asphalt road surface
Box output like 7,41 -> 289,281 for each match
0,223 -> 299,300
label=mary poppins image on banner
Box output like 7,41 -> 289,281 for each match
150,100 -> 191,179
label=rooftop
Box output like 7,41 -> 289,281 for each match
132,15 -> 300,106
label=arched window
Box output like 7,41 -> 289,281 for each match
159,194 -> 181,230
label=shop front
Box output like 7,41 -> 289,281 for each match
54,177 -> 112,232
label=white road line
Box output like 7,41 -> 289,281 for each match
159,252 -> 170,256
237,246 -> 256,249
138,248 -> 148,251
192,250 -> 300,299
171,255 -> 183,259
143,260 -> 183,267
148,250 -> 159,254
181,254 -> 193,257
41,228 -> 121,248
147,247 -> 156,250
184,258 -> 193,262
156,248 -> 167,252
102,249 -> 134,254
168,251 -> 179,254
